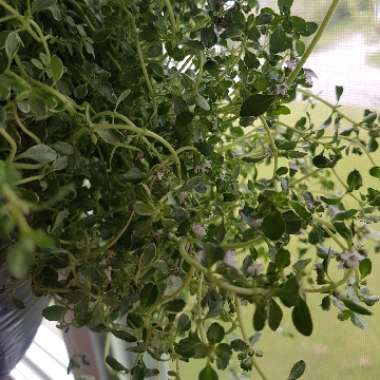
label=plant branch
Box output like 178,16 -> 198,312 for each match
91,120 -> 182,180
235,297 -> 269,380
288,0 -> 342,85
260,116 -> 278,181
178,240 -> 267,297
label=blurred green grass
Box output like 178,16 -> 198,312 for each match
178,102 -> 380,380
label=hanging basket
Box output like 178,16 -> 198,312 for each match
0,265 -> 48,378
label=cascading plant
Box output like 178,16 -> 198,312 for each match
0,0 -> 379,378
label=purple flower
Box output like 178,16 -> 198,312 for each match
274,83 -> 289,97
195,160 -> 212,174
196,250 -> 205,264
304,69 -> 317,86
285,58 -> 298,70
224,250 -> 237,268
192,224 -> 207,237
339,250 -> 364,268
247,262 -> 264,276
178,192 -> 188,204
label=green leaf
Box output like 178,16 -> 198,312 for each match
18,144 -> 58,163
201,26 -> 217,48
270,27 -> 291,54
133,201 -> 156,216
359,258 -> 372,279
115,89 -> 131,111
283,210 -> 302,234
240,94 -> 275,117
176,335 -> 208,359
196,94 -> 211,111
335,86 -> 344,102
181,175 -> 205,192
140,244 -> 156,267
292,299 -> 313,336
312,154 -> 335,168
278,0 -> 294,15
369,166 -> 380,178
295,40 -> 305,55
262,211 -> 285,241
112,330 -> 138,343
166,299 -> 186,313
268,299 -> 283,331
321,296 -> 331,311
199,363 -> 218,380
50,55 -> 64,82
215,343 -> 232,370
124,168 -> 146,181
244,51 -> 260,69
253,304 -> 267,331
140,283 -> 159,307
6,240 -> 34,279
105,356 -> 129,372
5,32 -> 20,60
175,111 -> 194,127
275,248 -> 291,269
207,322 -> 225,344
42,305 -> 67,321
342,299 -> 372,316
231,339 -> 248,352
347,170 -> 363,192
288,360 -> 306,380
32,0 -> 56,13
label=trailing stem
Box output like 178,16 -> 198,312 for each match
235,297 -> 269,380
288,0 -> 342,86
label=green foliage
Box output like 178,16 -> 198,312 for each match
0,0 -> 379,379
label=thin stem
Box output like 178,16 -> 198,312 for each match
16,174 -> 45,185
1,185 -> 31,234
292,168 -> 322,186
288,0 -> 342,85
6,71 -> 77,115
175,358 -> 182,380
131,17 -> 157,114
331,167 -> 362,207
314,217 -> 349,251
298,88 -> 368,131
160,266 -> 195,303
14,107 -> 42,144
91,121 -> 182,180
0,0 -> 46,50
29,19 -> 51,59
235,297 -> 269,380
304,268 -> 353,293
178,240 -> 267,296
235,297 -> 249,341
163,0 -> 177,34
197,274 -> 208,343
216,127 -> 260,153
13,162 -> 45,170
319,135 -> 376,167
194,53 -> 204,94
0,127 -> 17,162
260,116 -> 278,181
101,211 -> 134,251
222,237 -> 263,250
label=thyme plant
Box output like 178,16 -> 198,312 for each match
0,0 -> 379,379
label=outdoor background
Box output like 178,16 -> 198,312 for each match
181,1 -> 380,379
